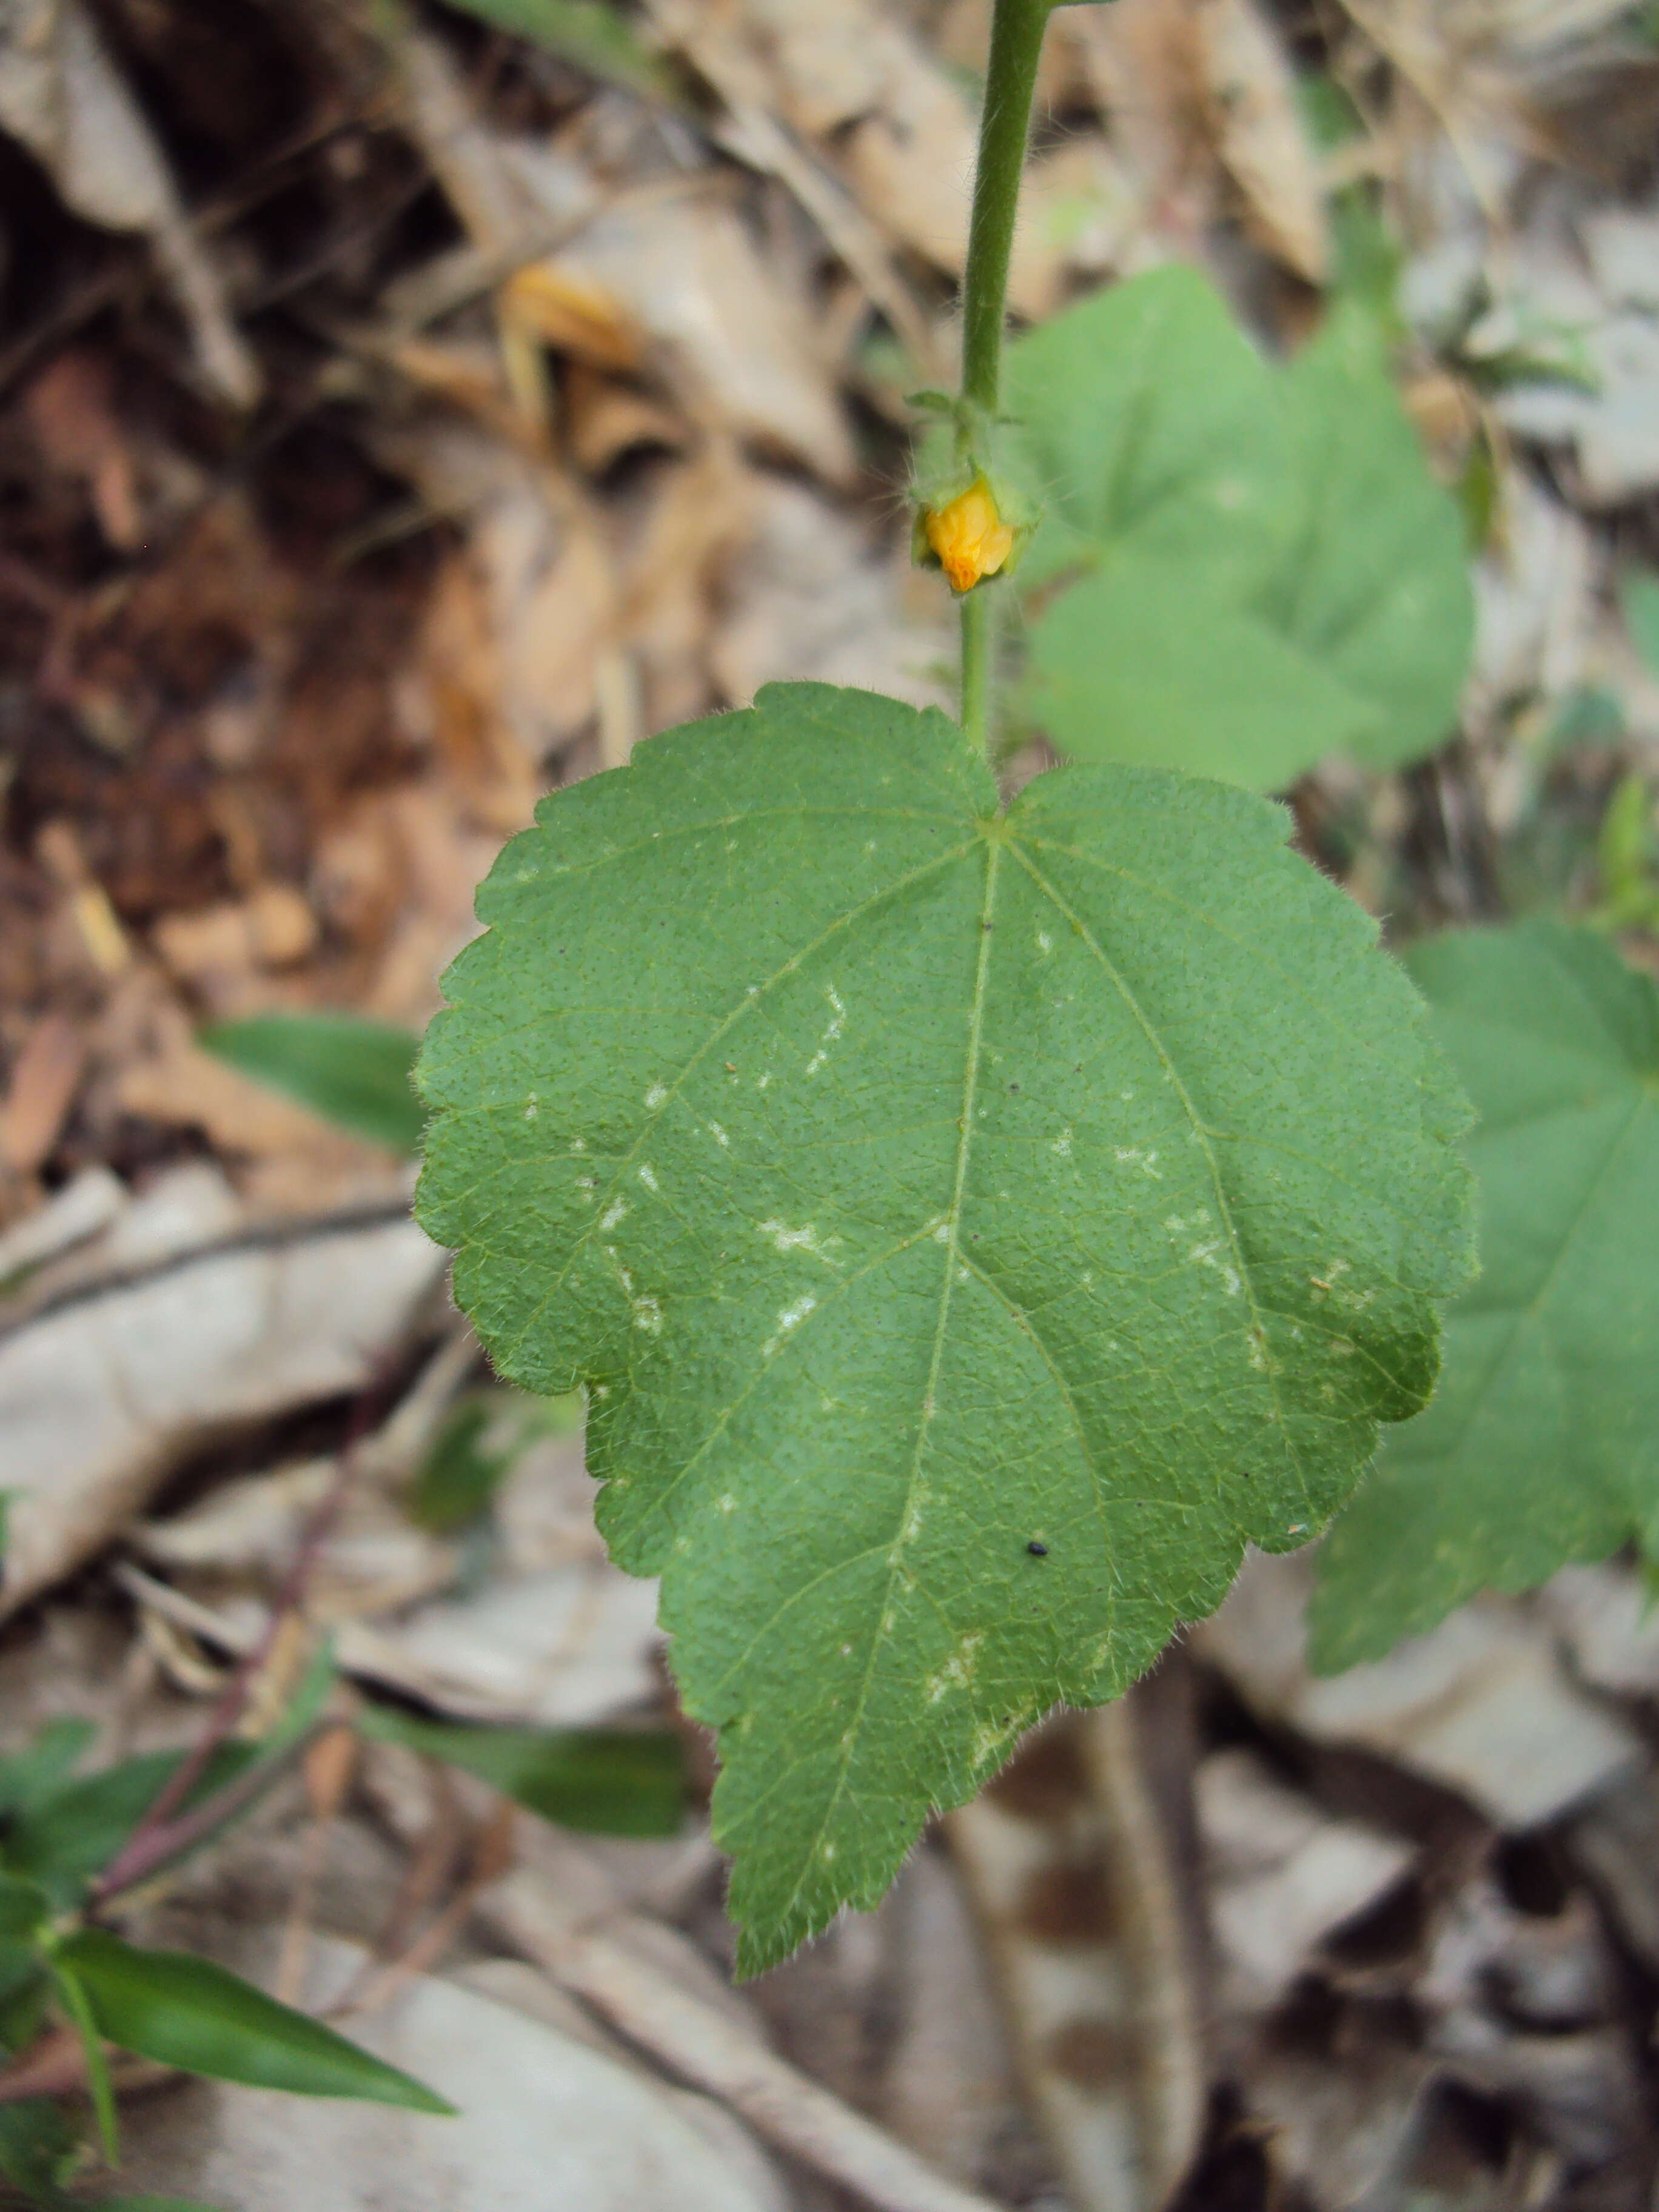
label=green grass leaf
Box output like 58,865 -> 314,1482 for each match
417,681 -> 1474,1970
0,2100 -> 79,2204
48,1962 -> 119,2164
406,1401 -> 515,1533
435,0 -> 671,98
53,1932 -> 454,2114
356,1706 -> 683,1835
198,1015 -> 421,1155
1010,273 -> 1472,788
4,1748 -> 254,1909
0,1875 -> 50,1940
0,1723 -> 97,1823
1310,923 -> 1659,1669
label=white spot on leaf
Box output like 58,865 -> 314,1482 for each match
762,1293 -> 817,1356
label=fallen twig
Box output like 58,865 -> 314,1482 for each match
480,1872 -> 1010,2212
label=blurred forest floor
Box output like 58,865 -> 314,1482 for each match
4,1 -> 1659,2208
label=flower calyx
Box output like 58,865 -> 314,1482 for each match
910,397 -> 1036,598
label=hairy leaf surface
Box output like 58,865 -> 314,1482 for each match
418,683 -> 1473,1969
1010,273 -> 1471,786
1312,922 -> 1659,1668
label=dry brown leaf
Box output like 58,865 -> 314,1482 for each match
721,0 -> 1062,317
0,0 -> 257,406
0,1201 -> 441,1617
1197,1749 -> 1414,2013
1193,1550 -> 1643,1830
0,1012 -> 86,1175
23,350 -> 142,549
1196,0 -> 1330,282
711,475 -> 951,711
116,1027 -> 375,1164
498,262 -> 644,374
115,1935 -> 788,2212
948,1703 -> 1205,2212
150,886 -> 318,992
1066,0 -> 1215,254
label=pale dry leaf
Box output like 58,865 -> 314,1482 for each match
873,1849 -> 1024,2189
1194,1550 -> 1643,1829
0,1163 -> 125,1285
1476,230 -> 1659,502
501,141 -> 855,480
113,1936 -> 788,2212
0,1205 -> 443,1615
712,477 -> 951,711
1196,0 -> 1330,282
731,0 -> 1062,317
1196,1749 -> 1414,2013
0,0 -> 257,405
645,0 -> 944,381
1467,466 -> 1595,722
948,1709 -> 1202,2212
380,423 -> 620,759
1064,0 -> 1214,255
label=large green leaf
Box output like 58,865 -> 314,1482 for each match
54,1932 -> 453,2114
355,1707 -> 684,1837
1311,923 -> 1659,1668
1007,266 -> 1292,599
1258,312 -> 1473,771
417,682 -> 1473,1971
1010,273 -> 1472,788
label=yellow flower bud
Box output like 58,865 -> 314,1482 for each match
924,476 -> 1016,595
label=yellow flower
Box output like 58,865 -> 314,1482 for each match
924,476 -> 1016,594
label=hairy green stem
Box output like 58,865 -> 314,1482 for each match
960,590 -> 995,754
957,0 -> 1052,750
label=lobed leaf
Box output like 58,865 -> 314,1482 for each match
1311,922 -> 1659,1667
417,682 -> 1473,1970
1009,271 -> 1472,788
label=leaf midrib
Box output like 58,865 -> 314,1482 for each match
771,835 -> 1003,1925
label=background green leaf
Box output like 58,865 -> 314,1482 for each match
1620,567 -> 1659,675
406,1401 -> 516,1534
3,1748 -> 253,1909
434,0 -> 671,98
417,681 -> 1473,1970
1008,266 -> 1292,598
1311,922 -> 1659,1668
1257,310 -> 1473,770
53,1932 -> 453,2114
355,1707 -> 683,1835
1011,273 -> 1472,788
198,1014 -> 421,1155
0,2101 -> 79,2204
0,1724 -> 97,1823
